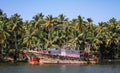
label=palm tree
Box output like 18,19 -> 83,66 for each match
57,14 -> 67,24
0,10 -> 9,60
22,20 -> 38,50
7,13 -> 23,62
42,15 -> 60,49
0,20 -> 10,60
76,15 -> 85,32
32,13 -> 44,29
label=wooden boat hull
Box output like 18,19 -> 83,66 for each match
29,58 -> 39,65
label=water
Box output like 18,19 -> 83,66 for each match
0,63 -> 120,73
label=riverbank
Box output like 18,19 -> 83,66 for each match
1,58 -> 120,65
100,59 -> 120,64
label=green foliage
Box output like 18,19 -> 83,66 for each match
0,9 -> 120,60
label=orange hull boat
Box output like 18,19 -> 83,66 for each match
29,58 -> 39,65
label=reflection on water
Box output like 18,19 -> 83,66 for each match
0,63 -> 120,73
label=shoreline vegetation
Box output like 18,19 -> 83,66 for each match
0,9 -> 120,64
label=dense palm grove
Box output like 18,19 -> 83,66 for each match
0,9 -> 120,61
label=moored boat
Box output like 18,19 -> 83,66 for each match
29,58 -> 39,65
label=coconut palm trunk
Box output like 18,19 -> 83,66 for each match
14,31 -> 18,62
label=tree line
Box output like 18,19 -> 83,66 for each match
0,9 -> 120,61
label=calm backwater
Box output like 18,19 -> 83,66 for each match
0,63 -> 120,73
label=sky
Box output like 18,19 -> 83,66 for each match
0,0 -> 120,24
